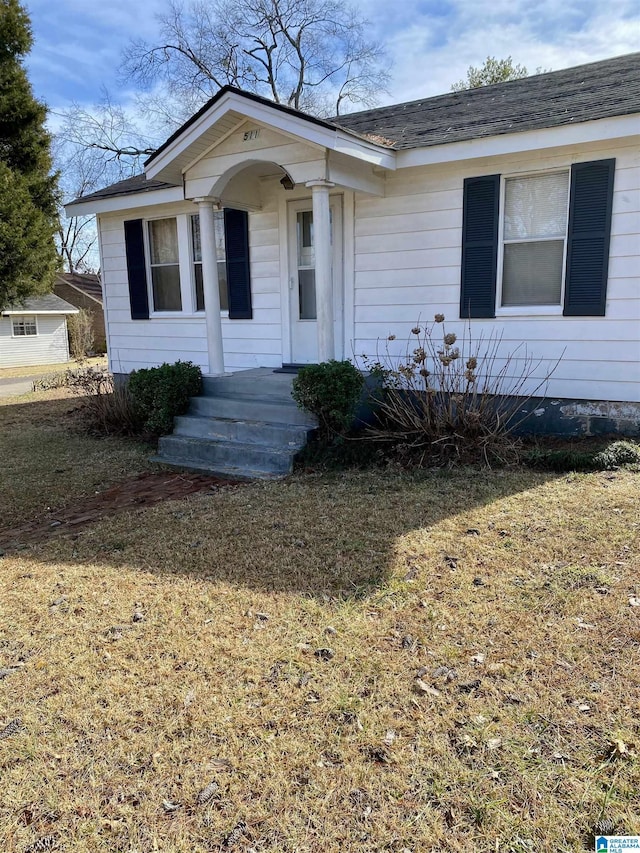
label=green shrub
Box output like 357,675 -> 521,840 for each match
593,440 -> 640,470
522,440 -> 640,472
292,360 -> 364,441
128,361 -> 202,436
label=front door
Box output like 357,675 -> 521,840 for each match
288,197 -> 342,364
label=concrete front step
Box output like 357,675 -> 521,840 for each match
156,434 -> 296,477
153,368 -> 317,478
190,394 -> 317,427
173,414 -> 311,449
202,371 -> 297,401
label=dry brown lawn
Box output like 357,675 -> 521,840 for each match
0,390 -> 639,852
0,357 -> 107,381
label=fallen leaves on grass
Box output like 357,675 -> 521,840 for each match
0,459 -> 639,851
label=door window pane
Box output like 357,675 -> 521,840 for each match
294,207 -> 334,321
298,269 -> 317,319
297,211 -> 315,268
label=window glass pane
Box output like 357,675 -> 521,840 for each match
504,172 -> 569,240
194,263 -> 204,311
152,266 -> 182,311
149,218 -> 179,264
191,212 -> 226,261
191,214 -> 202,262
298,268 -> 317,319
218,261 -> 228,311
192,209 -> 228,312
502,240 -> 564,306
194,262 -> 228,311
214,211 -> 226,260
13,316 -> 37,335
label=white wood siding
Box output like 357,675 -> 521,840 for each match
100,198 -> 282,375
98,135 -> 639,403
0,315 -> 70,368
352,139 -> 640,403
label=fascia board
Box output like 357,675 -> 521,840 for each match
396,115 -> 640,169
2,309 -> 80,315
64,186 -> 184,217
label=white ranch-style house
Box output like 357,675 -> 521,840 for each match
67,54 -> 640,476
0,294 -> 78,369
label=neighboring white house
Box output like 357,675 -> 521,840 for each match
66,53 -> 640,437
0,294 -> 78,369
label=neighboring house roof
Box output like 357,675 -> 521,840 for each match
1,293 -> 79,315
55,272 -> 103,305
69,52 -> 640,205
334,52 -> 640,149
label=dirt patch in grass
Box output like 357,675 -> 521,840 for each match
0,390 -> 160,530
0,472 -> 240,550
1,464 -> 638,852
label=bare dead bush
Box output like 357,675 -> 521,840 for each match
360,314 -> 562,465
66,368 -> 143,436
67,308 -> 95,360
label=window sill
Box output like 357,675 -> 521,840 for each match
496,306 -> 563,318
148,312 -> 228,320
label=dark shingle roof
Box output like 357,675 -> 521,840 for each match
68,175 -> 179,205
334,53 -> 640,149
2,293 -> 78,314
70,53 -> 639,204
55,273 -> 102,304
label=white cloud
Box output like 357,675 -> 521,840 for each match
364,0 -> 640,104
25,0 -> 640,118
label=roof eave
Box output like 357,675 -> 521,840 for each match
64,185 -> 185,217
395,113 -> 640,168
2,308 -> 79,315
145,89 -> 396,183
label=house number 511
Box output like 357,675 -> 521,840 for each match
243,129 -> 260,141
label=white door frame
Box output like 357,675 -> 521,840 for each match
279,193 -> 348,364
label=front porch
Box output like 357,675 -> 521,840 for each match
140,87 -> 395,377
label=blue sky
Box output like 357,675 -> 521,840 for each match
25,0 -> 640,121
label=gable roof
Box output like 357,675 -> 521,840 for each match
334,53 -> 640,149
144,86 -> 346,169
1,293 -> 79,315
67,52 -> 640,208
55,272 -> 103,304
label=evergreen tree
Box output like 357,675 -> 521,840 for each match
0,0 -> 59,309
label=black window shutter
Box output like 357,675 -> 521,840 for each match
224,208 -> 252,320
460,175 -> 500,319
124,219 -> 149,320
563,159 -> 615,317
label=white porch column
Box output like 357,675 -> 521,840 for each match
194,197 -> 225,375
307,180 -> 335,362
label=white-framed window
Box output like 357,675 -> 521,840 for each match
498,170 -> 570,310
147,217 -> 182,311
190,213 -> 228,312
12,316 -> 38,336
